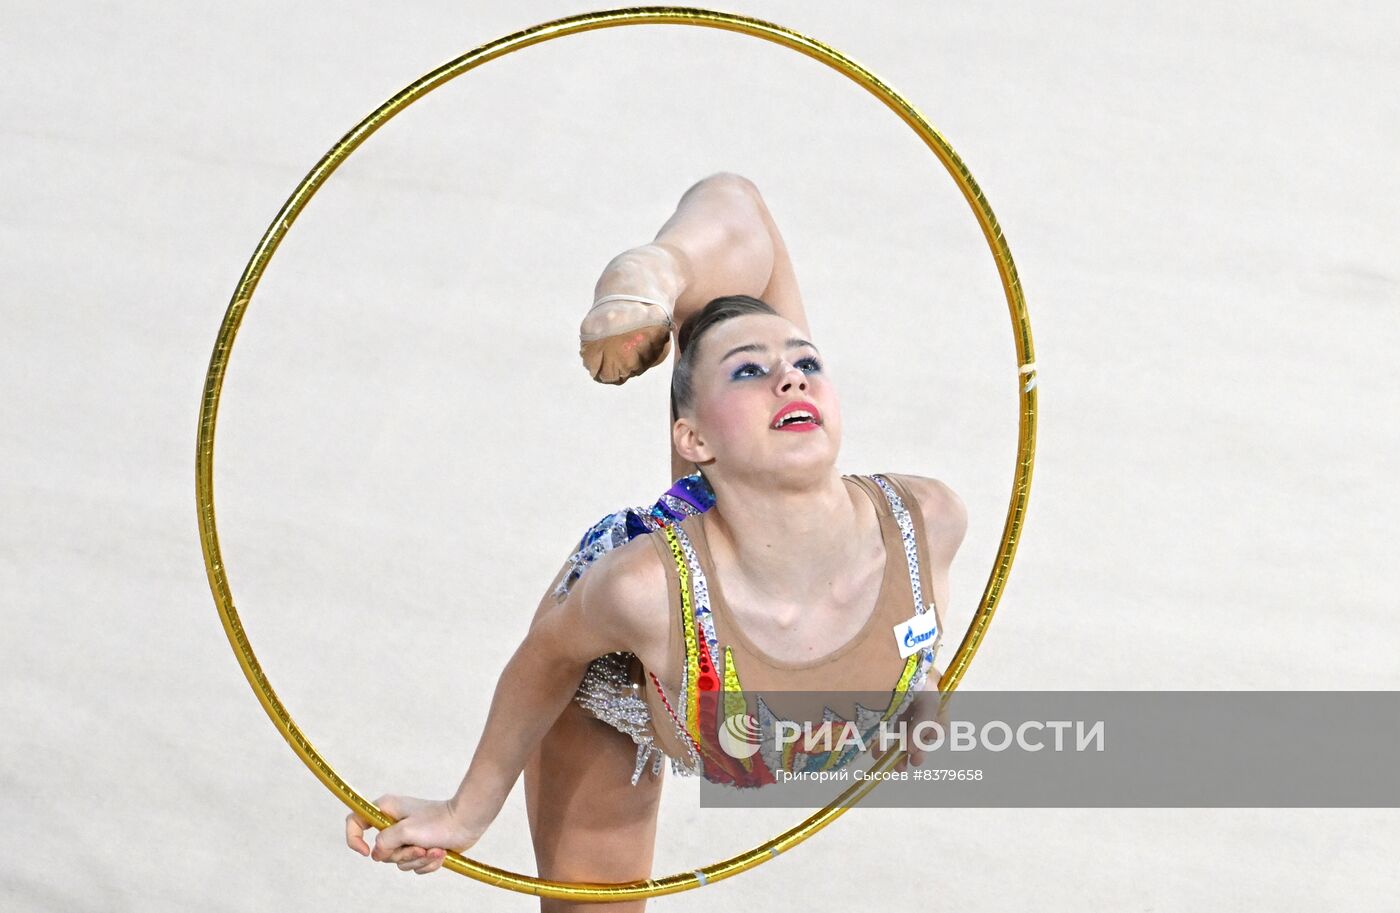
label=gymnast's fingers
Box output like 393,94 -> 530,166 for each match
379,842 -> 426,865
371,812 -> 411,860
345,810 -> 373,856
411,848 -> 448,874
909,741 -> 926,769
422,848 -> 448,873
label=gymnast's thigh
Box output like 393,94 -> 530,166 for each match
520,556 -> 665,907
523,699 -> 665,912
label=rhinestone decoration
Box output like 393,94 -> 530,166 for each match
552,473 -> 714,601
565,474 -> 714,783
575,651 -> 699,784
672,524 -> 719,668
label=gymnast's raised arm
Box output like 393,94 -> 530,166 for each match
343,538 -> 668,869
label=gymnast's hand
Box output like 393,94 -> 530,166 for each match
345,794 -> 484,876
869,670 -> 949,772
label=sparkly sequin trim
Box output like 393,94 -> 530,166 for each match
553,473 -> 714,601
864,475 -> 939,717
872,475 -> 928,614
574,652 -> 669,784
575,651 -> 703,783
661,524 -> 704,747
674,525 -> 719,658
567,475 -> 715,783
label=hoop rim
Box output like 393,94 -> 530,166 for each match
196,5 -> 1036,902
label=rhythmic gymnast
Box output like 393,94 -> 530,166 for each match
343,172 -> 968,910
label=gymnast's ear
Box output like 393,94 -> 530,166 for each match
672,414 -> 712,465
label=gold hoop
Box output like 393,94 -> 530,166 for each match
196,5 -> 1037,902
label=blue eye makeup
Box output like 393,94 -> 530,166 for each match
728,356 -> 822,381
730,362 -> 763,380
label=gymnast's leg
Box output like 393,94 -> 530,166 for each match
580,172 -> 810,391
521,559 -> 665,912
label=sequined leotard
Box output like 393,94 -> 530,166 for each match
564,472 -> 943,786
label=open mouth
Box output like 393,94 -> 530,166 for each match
770,401 -> 823,431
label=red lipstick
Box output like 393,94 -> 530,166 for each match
769,400 -> 822,432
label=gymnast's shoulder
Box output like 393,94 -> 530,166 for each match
882,473 -> 968,566
573,533 -> 672,661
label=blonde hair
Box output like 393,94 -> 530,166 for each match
669,295 -> 780,421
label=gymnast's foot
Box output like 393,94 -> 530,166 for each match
580,242 -> 689,385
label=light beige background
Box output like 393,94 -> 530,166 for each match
3,1 -> 1397,910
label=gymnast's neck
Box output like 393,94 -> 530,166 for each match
699,465 -> 864,600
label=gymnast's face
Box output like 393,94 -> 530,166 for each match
673,313 -> 842,481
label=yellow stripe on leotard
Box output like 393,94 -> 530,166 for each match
887,654 -> 921,714
722,645 -> 753,772
882,653 -> 923,721
661,525 -> 704,750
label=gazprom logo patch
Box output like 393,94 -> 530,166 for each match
893,610 -> 940,659
718,712 -> 763,759
903,625 -> 936,649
